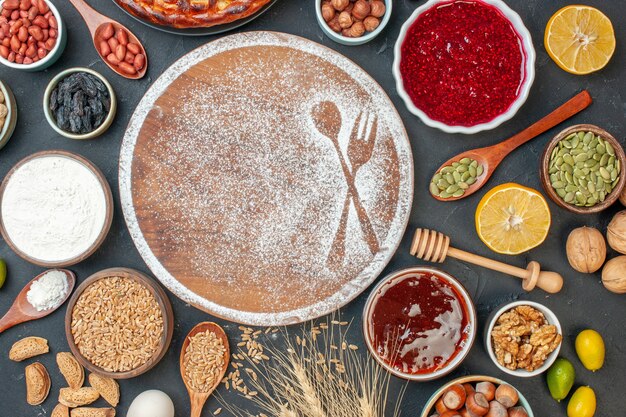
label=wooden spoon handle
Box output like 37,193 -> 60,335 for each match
0,310 -> 22,334
189,394 -> 208,417
447,247 -> 563,293
68,0 -> 104,35
500,90 -> 592,153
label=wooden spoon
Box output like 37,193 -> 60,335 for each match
431,90 -> 592,201
68,0 -> 147,79
180,322 -> 230,417
0,269 -> 76,334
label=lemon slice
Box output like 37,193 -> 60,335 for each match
475,183 -> 551,255
545,5 -> 616,75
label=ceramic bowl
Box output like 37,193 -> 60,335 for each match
392,0 -> 536,134
362,266 -> 476,381
420,375 -> 534,417
43,67 -> 117,139
484,300 -> 562,377
315,0 -> 392,46
0,79 -> 17,149
540,124 -> 626,214
0,0 -> 67,71
0,150 -> 114,267
65,267 -> 174,379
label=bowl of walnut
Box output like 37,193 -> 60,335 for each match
484,301 -> 562,378
316,0 -> 391,46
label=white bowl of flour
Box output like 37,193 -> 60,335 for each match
0,150 -> 113,267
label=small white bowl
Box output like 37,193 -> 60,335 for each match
0,0 -> 67,71
484,301 -> 562,377
43,67 -> 117,140
315,0 -> 392,46
392,0 -> 536,134
363,266 -> 477,381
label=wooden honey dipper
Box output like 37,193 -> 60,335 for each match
410,228 -> 564,293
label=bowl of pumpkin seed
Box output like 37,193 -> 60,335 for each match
540,124 -> 625,214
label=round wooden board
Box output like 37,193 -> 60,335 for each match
119,32 -> 413,326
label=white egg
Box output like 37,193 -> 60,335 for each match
126,390 -> 175,417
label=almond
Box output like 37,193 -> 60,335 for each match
52,404 -> 70,417
59,387 -> 100,407
70,408 -> 116,417
88,373 -> 119,407
25,362 -> 51,405
57,352 -> 84,389
9,336 -> 49,361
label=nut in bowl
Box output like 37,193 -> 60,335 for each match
65,268 -> 173,379
363,267 -> 476,381
0,79 -> 17,149
485,301 -> 562,377
540,124 -> 626,214
393,0 -> 535,134
0,0 -> 67,71
420,375 -> 534,417
315,0 -> 392,46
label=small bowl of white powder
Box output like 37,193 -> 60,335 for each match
0,150 -> 113,267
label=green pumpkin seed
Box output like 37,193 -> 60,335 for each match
605,142 -> 615,156
575,153 -> 588,163
460,157 -> 471,165
446,184 -> 460,193
452,190 -> 465,197
458,182 -> 469,189
430,183 -> 440,195
557,188 -> 567,198
565,184 -> 578,193
585,159 -> 597,168
599,167 -> 611,180
551,181 -> 565,189
461,171 -> 471,182
564,192 -> 575,203
466,177 -> 477,185
561,163 -> 573,174
470,160 -> 478,168
439,191 -> 451,198
453,171 -> 462,182
456,165 -> 468,173
563,154 -> 575,166
476,165 -> 484,176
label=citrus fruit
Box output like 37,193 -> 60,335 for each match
545,5 -> 616,75
575,329 -> 605,371
475,183 -> 551,255
567,386 -> 596,417
0,258 -> 6,289
547,358 -> 576,401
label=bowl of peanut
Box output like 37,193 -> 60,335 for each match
315,0 -> 391,46
484,301 -> 562,378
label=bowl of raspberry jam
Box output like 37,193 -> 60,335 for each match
363,267 -> 476,381
392,0 -> 535,134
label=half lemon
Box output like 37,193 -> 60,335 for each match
545,5 -> 616,75
475,183 -> 551,255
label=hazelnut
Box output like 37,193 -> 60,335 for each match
338,11 -> 353,29
341,28 -> 352,38
475,382 -> 496,401
363,16 -> 380,32
349,21 -> 366,37
331,0 -> 349,11
485,401 -> 507,417
507,407 -> 529,417
566,226 -> 606,273
351,0 -> 371,20
602,255 -> 626,294
321,2 -> 335,22
327,15 -> 341,32
442,384 -> 466,410
344,2 -> 354,14
465,393 -> 489,416
370,0 -> 386,17
607,210 -> 626,254
494,385 -> 518,408
620,186 -> 626,206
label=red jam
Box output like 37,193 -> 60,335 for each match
399,0 -> 526,126
368,271 -> 472,375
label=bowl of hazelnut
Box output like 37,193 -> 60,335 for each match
316,0 -> 391,46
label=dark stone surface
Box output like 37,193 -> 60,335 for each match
0,0 -> 624,416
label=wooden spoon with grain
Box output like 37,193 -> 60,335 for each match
180,322 -> 230,417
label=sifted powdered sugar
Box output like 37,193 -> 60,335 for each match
119,32 -> 414,325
